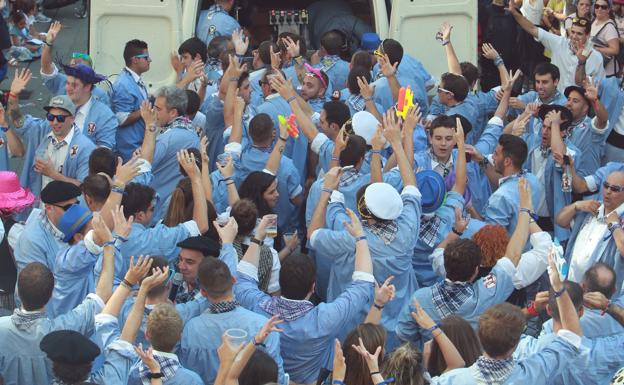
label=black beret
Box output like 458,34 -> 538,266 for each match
40,330 -> 100,365
40,181 -> 82,204
177,235 -> 221,257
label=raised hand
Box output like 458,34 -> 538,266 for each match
545,110 -> 562,127
232,29 -> 249,56
333,339 -> 346,381
453,207 -> 470,234
92,212 -> 113,246
10,68 -> 32,96
140,100 -> 157,129
481,43 -> 499,60
357,76 -> 375,100
335,126 -> 349,153
503,69 -> 522,92
114,155 -> 141,186
584,77 -> 600,103
382,109 -> 401,145
440,21 -> 453,42
547,248 -> 563,293
518,177 -> 533,211
371,126 -> 385,152
200,135 -> 210,164
403,104 -> 422,134
344,208 -> 364,238
125,255 -> 153,286
453,116 -> 465,146
213,216 -> 238,244
269,45 -> 281,69
270,75 -> 296,100
216,155 -> 234,178
177,149 -> 200,179
134,344 -> 160,374
112,205 -> 133,239
351,337 -> 381,372
375,276 -> 396,307
141,266 -> 170,291
410,299 -> 437,330
254,315 -> 284,345
322,166 -> 343,191
46,21 -> 62,44
282,36 -> 300,59
583,291 -> 610,310
234,95 -> 246,117
378,53 -> 398,78
170,52 -> 184,74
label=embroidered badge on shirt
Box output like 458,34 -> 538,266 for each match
208,25 -> 217,36
483,273 -> 497,289
70,145 -> 79,157
58,164 -> 63,174
87,122 -> 96,135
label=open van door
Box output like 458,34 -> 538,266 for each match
88,0 -> 199,92
388,0 -> 477,81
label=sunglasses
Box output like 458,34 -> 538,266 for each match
603,181 -> 624,192
595,3 -> 609,9
46,113 -> 69,123
134,54 -> 151,61
53,203 -> 74,211
572,17 -> 589,25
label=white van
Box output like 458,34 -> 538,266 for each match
89,0 -> 477,92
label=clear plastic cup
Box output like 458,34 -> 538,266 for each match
225,328 -> 248,347
265,214 -> 278,238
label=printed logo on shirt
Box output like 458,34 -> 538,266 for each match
195,125 -> 203,137
70,144 -> 79,158
483,273 -> 497,289
87,122 -> 96,135
208,25 -> 217,36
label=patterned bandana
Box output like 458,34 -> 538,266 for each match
175,282 -> 200,304
539,145 -> 551,158
321,55 -> 340,72
139,351 -> 181,385
339,167 -> 360,188
259,296 -> 314,321
472,356 -> 515,385
11,308 -> 46,332
41,210 -> 65,241
431,280 -> 474,318
161,116 -> 195,135
347,93 -> 366,112
51,137 -> 68,151
209,300 -> 239,314
419,214 -> 442,248
364,220 -> 398,245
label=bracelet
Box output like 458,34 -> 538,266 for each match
114,234 -> 128,243
253,337 -> 266,347
102,240 -> 115,248
286,95 -> 297,103
426,323 -> 441,333
601,300 -> 612,316
332,381 -> 345,385
376,378 -> 396,385
441,40 -> 450,46
519,207 -> 538,222
554,286 -> 567,298
44,41 -> 53,47
364,96 -> 373,102
278,135 -> 289,142
451,227 -> 463,236
226,180 -> 235,186
0,126 -> 7,132
121,279 -> 133,289
577,60 -> 586,66
111,186 -> 126,195
222,176 -> 232,182
370,371 -> 381,376
331,156 -> 340,161
371,149 -> 382,155
8,92 -> 17,99
493,56 -> 504,67
373,302 -> 384,310
355,235 -> 367,243
526,302 -> 539,317
321,188 -> 333,194
250,237 -> 263,246
228,76 -> 239,82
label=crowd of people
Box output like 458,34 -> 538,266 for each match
0,0 -> 624,383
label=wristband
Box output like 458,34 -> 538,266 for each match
222,176 -> 232,182
373,302 -> 384,310
253,337 -> 266,347
0,126 -> 7,132
370,371 -> 381,376
286,95 -> 297,103
226,180 -> 235,186
426,323 -> 441,333
114,234 -> 129,243
376,378 -> 396,385
8,92 -> 17,99
519,207 -> 538,222
577,60 -> 586,66
331,156 -> 340,161
371,150 -> 382,155
147,372 -> 164,379
452,227 -> 463,236
111,186 -> 126,195
364,96 -> 373,102
441,40 -> 450,46
102,240 -> 115,248
278,135 -> 289,142
121,279 -> 134,289
554,286 -> 567,298
526,302 -> 539,317
355,235 -> 367,243
228,76 -> 239,82
250,237 -> 263,246
321,188 -> 333,194
493,56 -> 504,67
332,381 -> 345,385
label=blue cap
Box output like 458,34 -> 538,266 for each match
360,32 -> 382,52
58,204 -> 93,242
416,170 -> 447,214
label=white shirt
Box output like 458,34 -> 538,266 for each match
537,29 -> 606,92
429,231 -> 552,289
431,152 -> 454,177
521,0 -> 544,25
531,149 -> 550,217
568,203 -> 624,282
614,105 -> 624,135
73,96 -> 94,133
41,127 -> 75,189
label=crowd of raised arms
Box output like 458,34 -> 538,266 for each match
1,0 -> 624,384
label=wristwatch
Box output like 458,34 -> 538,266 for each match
147,372 -> 164,379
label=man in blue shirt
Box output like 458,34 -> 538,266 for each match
112,39 -> 151,161
196,0 -> 240,46
316,30 -> 350,90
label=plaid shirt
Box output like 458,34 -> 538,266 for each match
346,93 -> 366,113
364,220 -> 398,245
471,356 -> 515,385
431,279 -> 474,318
139,350 -> 181,385
419,214 -> 442,248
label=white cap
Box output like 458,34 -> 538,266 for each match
364,183 -> 403,220
352,111 -> 387,148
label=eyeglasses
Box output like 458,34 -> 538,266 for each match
603,181 -> 624,192
52,203 -> 74,211
134,54 -> 151,61
46,113 -> 69,123
595,3 -> 609,9
437,86 -> 454,95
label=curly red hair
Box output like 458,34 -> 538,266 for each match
472,224 -> 509,267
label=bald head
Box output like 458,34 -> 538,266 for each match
583,263 -> 616,298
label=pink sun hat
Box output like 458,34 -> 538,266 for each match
0,171 -> 35,215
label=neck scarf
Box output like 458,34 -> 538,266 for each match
339,167 -> 360,188
321,55 -> 340,72
419,214 -> 443,248
347,93 -> 366,112
259,296 -> 314,321
209,300 -> 239,314
11,308 -> 46,332
472,356 -> 515,385
431,280 -> 474,318
539,145 -> 551,158
161,116 -> 194,135
363,220 -> 398,245
139,351 -> 181,385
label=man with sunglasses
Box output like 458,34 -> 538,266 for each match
112,39 -> 151,162
40,22 -> 111,108
8,68 -> 95,198
556,170 -> 624,292
509,1 -> 605,91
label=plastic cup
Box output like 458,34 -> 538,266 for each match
265,214 -> 278,238
217,152 -> 232,167
225,328 -> 248,347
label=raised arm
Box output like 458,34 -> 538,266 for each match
482,43 -> 510,87
229,96 -> 246,144
402,105 -> 421,172
120,266 -> 169,343
139,101 -> 157,164
358,77 -> 383,121
7,69 -> 32,129
505,178 -> 532,266
584,292 -> 624,327
92,212 -> 116,303
100,256 -> 153,316
411,299 -> 466,370
507,0 -> 539,37
178,150 -> 209,234
99,156 -> 141,229
199,136 -> 214,203
584,77 -> 608,129
439,22 -> 462,75
272,73 -> 319,141
1,105 -> 24,156
378,53 -> 401,102
365,276 -> 395,324
41,21 -> 61,75
382,110 -> 416,187
177,60 -> 205,90
223,55 -> 247,128
306,166 -> 342,239
216,157 -> 240,206
370,127 -> 384,184
495,69 -> 522,120
548,253 -> 582,336
547,111 -> 566,161
452,117 -> 466,195
556,199 -> 600,228
264,118 -> 289,174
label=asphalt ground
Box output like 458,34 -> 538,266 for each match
6,2 -> 87,173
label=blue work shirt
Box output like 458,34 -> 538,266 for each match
316,55 -> 350,91
196,4 -> 240,45
112,68 -> 147,161
13,208 -> 65,273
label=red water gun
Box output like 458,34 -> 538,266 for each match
278,114 -> 299,138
